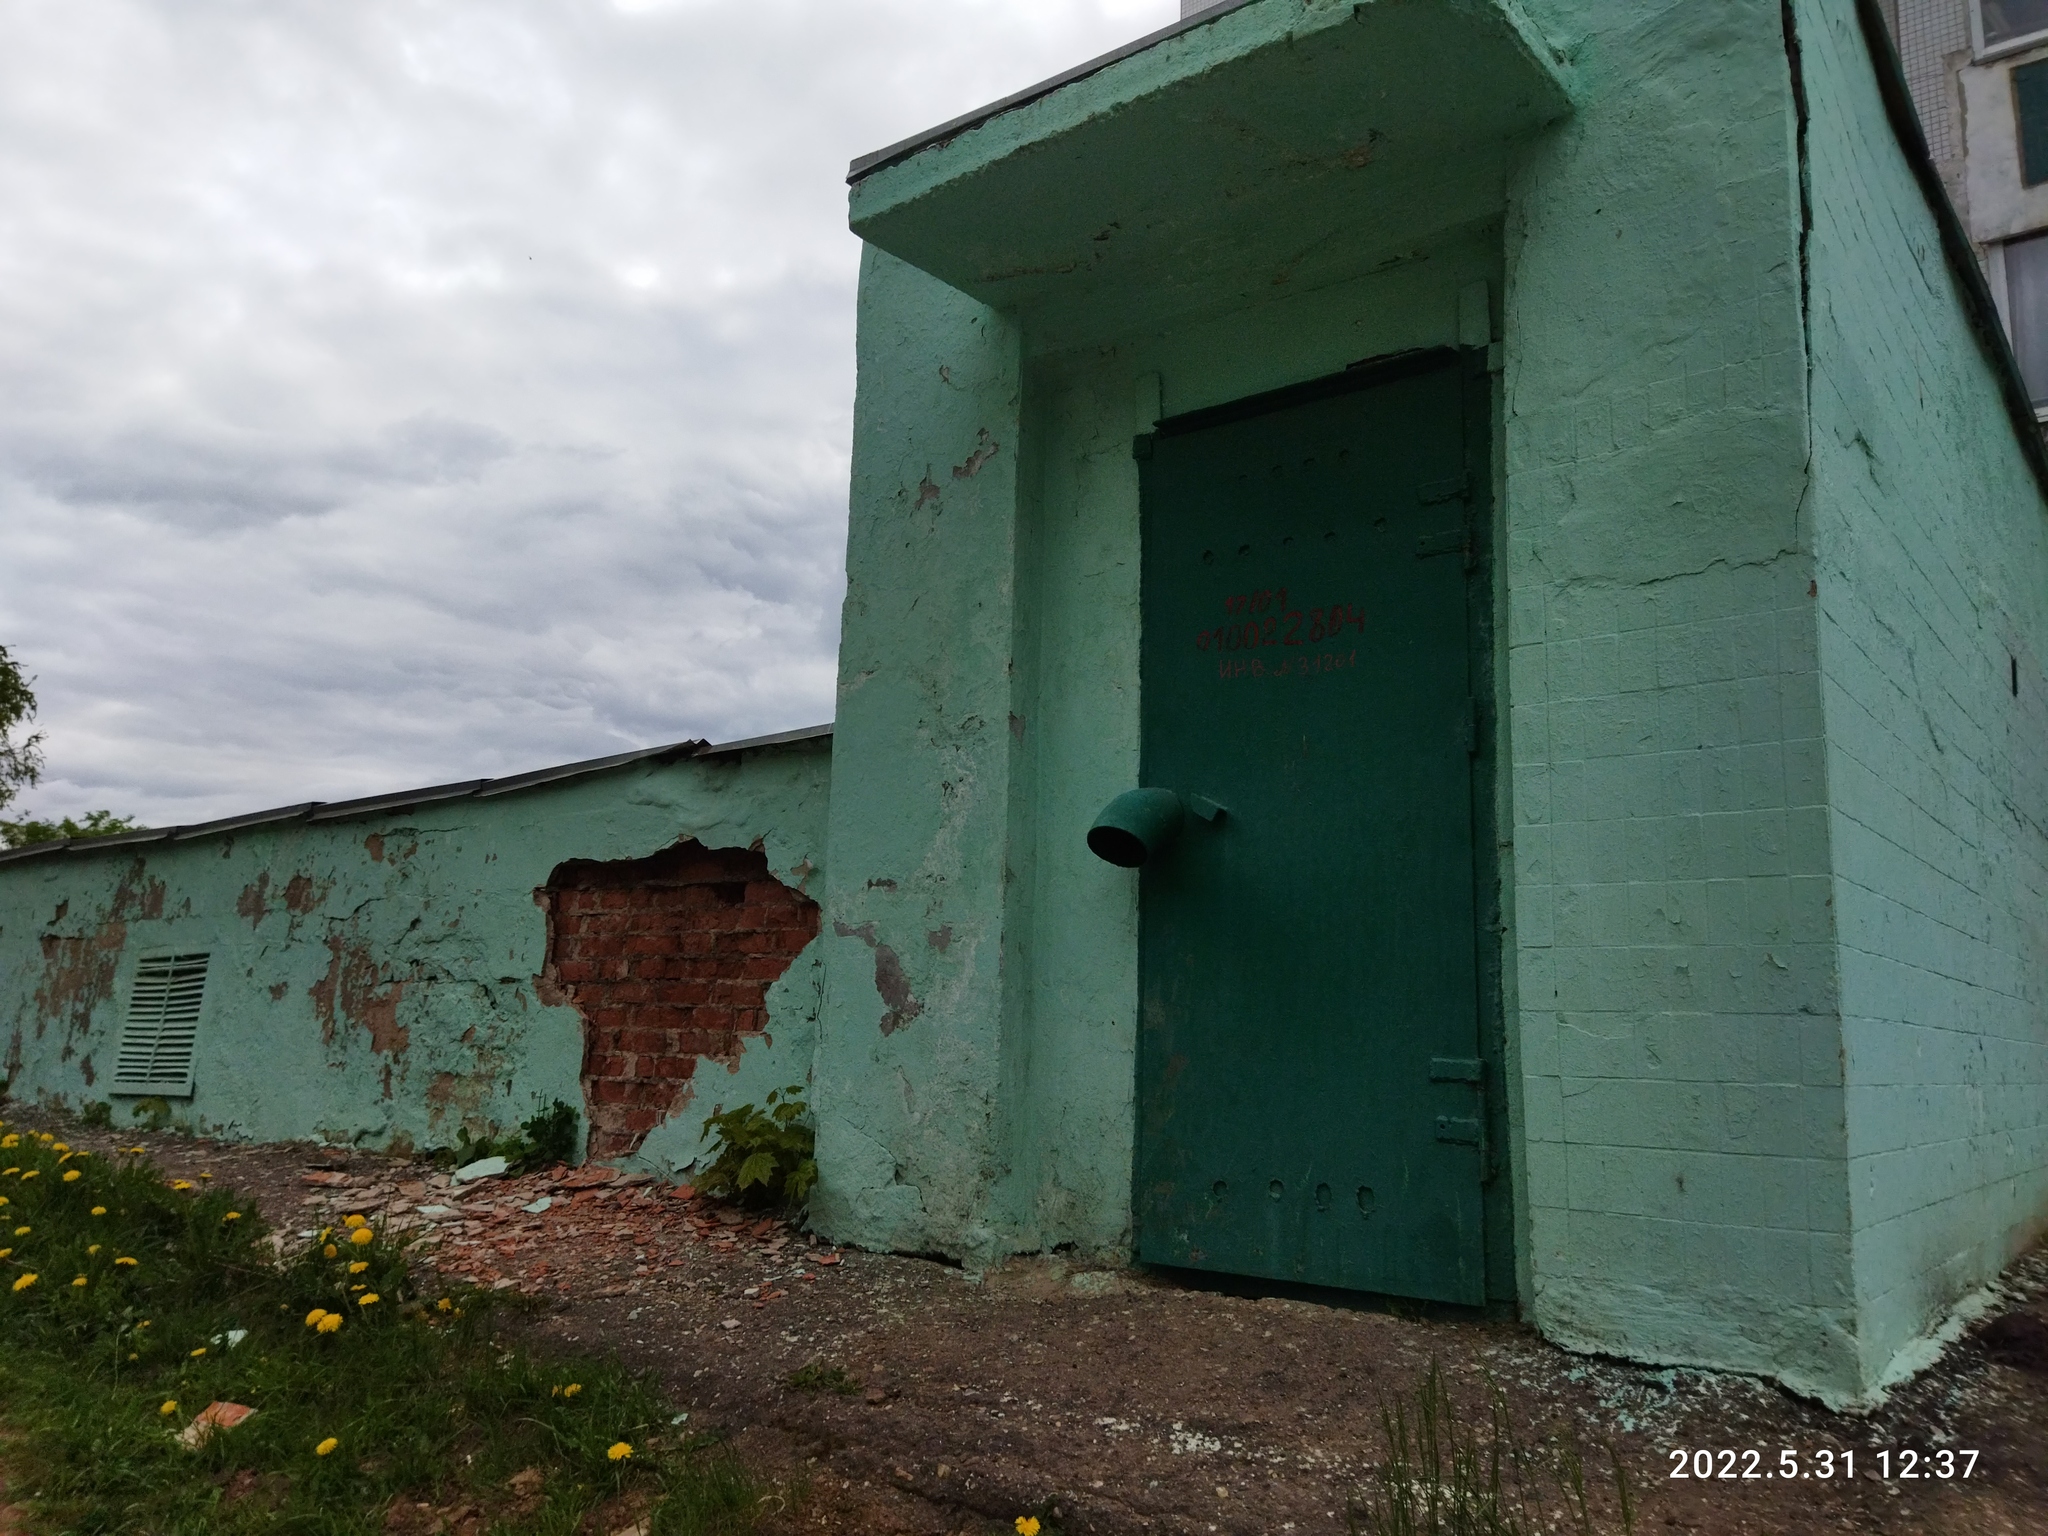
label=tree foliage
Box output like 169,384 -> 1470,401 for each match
0,641 -> 45,815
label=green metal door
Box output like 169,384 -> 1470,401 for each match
1134,352 -> 1490,1305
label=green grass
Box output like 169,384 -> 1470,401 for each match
0,1117 -> 772,1534
1347,1361 -> 1635,1536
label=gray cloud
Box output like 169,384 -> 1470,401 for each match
0,0 -> 1170,826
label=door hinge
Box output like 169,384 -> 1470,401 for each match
1417,474 -> 1470,505
1431,1058 -> 1495,1182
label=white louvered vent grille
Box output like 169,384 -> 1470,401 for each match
112,951 -> 209,1097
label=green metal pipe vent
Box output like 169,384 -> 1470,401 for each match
1087,788 -> 1184,867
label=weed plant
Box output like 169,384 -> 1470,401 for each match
1348,1361 -> 1634,1536
0,1117 -> 766,1534
439,1099 -> 582,1176
696,1088 -> 816,1211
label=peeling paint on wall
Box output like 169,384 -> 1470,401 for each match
831,920 -> 923,1035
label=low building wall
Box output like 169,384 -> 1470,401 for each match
0,729 -> 830,1173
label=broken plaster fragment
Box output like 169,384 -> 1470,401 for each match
453,1156 -> 508,1183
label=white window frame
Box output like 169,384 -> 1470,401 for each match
1990,232 -> 2048,419
1975,0 -> 2048,62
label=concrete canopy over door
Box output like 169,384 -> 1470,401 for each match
849,0 -> 1573,349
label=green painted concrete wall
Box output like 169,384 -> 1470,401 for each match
0,741 -> 830,1171
1500,0 -> 1850,1398
827,0 -> 2047,1405
1797,0 -> 2048,1390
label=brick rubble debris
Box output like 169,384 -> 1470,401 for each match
292,1160 -> 839,1302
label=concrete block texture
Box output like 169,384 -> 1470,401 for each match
1505,0 -> 1859,1402
1797,0 -> 2048,1396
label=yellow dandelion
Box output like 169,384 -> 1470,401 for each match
189,1347 -> 206,1357
348,1261 -> 369,1275
316,1313 -> 342,1334
349,1227 -> 374,1248
0,1249 -> 10,1260
436,1297 -> 453,1312
87,1244 -> 101,1256
198,1172 -> 212,1180
322,1244 -> 338,1259
343,1214 -> 367,1229
607,1442 -> 632,1462
116,1257 -> 139,1267
0,1134 -> 15,1149
91,1206 -> 106,1217
222,1212 -> 241,1222
305,1309 -> 330,1327
61,1170 -> 80,1183
13,1226 -> 29,1237
357,1293 -> 380,1307
1017,1521 -> 1042,1536
50,1142 -> 68,1154
169,1180 -> 193,1192
59,1151 -> 74,1163
71,1276 -> 87,1288
0,1197 -> 7,1207
563,1383 -> 583,1398
137,1319 -> 150,1328
315,1436 -> 339,1457
12,1274 -> 37,1292
1,1166 -> 14,1175
20,1171 -> 38,1181
159,1400 -> 178,1416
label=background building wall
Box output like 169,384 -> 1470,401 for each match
1799,0 -> 2048,1390
0,740 -> 830,1171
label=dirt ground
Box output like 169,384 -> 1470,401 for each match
11,1106 -> 2046,1536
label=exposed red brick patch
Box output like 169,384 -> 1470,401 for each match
536,841 -> 819,1161
282,873 -> 322,914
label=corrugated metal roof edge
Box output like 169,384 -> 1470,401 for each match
0,723 -> 833,869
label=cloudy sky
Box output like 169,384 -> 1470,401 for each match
0,0 -> 1172,828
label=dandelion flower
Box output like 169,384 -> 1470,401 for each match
0,1197 -> 7,1207
160,1400 -> 178,1416
343,1214 -> 367,1229
348,1261 -> 369,1275
169,1180 -> 193,1192
61,1170 -> 80,1183
322,1244 -> 338,1259
91,1206 -> 107,1217
0,1134 -> 15,1148
563,1383 -> 583,1398
0,1249 -> 10,1260
71,1276 -> 87,1288
357,1293 -> 380,1307
222,1212 -> 241,1222
316,1313 -> 342,1334
1017,1521 -> 1042,1536
607,1442 -> 632,1462
20,1171 -> 38,1181
190,1347 -> 206,1357
50,1142 -> 68,1154
1,1166 -> 14,1175
116,1257 -> 139,1268
315,1437 -> 338,1457
198,1172 -> 212,1180
137,1319 -> 150,1328
87,1244 -> 101,1256
13,1226 -> 29,1237
349,1227 -> 374,1248
304,1309 -> 329,1327
436,1297 -> 453,1313
12,1273 -> 36,1292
